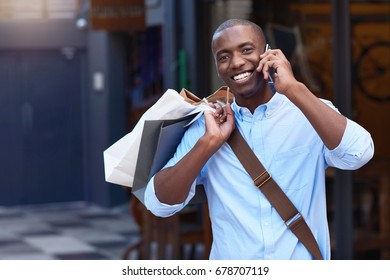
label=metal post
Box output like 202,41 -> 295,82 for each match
162,0 -> 178,90
181,0 -> 197,92
331,0 -> 354,259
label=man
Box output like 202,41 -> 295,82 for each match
144,19 -> 374,259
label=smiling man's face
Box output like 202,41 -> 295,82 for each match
212,24 -> 267,101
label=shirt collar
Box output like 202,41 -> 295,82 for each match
232,92 -> 285,121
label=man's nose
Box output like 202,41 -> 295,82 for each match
231,54 -> 245,68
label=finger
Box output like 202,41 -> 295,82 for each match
204,110 -> 219,129
261,61 -> 272,80
214,104 -> 224,118
260,47 -> 276,58
273,49 -> 288,61
257,60 -> 264,72
219,114 -> 227,123
204,109 -> 214,120
208,103 -> 217,109
257,53 -> 264,72
258,51 -> 275,73
258,50 -> 270,68
225,103 -> 235,123
268,61 -> 278,80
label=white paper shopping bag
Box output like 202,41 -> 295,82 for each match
103,89 -> 208,188
103,87 -> 233,190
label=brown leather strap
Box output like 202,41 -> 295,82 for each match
227,128 -> 323,260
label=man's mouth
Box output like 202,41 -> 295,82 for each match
232,71 -> 252,81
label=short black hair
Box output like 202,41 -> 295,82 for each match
211,19 -> 265,54
212,19 -> 265,40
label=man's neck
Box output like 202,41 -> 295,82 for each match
234,85 -> 274,114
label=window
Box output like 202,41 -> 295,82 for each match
0,0 -> 80,20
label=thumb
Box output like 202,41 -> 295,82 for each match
225,103 -> 234,121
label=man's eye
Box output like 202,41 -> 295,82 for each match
218,55 -> 229,61
242,48 -> 254,54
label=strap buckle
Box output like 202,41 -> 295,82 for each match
253,170 -> 272,189
284,212 -> 303,229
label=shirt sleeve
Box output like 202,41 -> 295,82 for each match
325,118 -> 374,170
144,175 -> 197,217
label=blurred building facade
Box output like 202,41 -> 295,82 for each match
0,0 -> 389,259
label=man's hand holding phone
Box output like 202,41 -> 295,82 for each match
258,45 -> 298,95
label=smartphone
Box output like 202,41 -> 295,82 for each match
265,44 -> 276,83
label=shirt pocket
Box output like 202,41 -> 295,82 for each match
271,146 -> 313,191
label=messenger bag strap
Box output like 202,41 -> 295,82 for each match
227,128 -> 323,260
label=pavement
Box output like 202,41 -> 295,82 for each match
0,201 -> 140,260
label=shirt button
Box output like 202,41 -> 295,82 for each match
265,254 -> 272,260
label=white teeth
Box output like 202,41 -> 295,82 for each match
233,72 -> 251,81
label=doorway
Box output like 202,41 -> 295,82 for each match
0,49 -> 85,205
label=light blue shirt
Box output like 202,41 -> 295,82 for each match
145,92 -> 374,260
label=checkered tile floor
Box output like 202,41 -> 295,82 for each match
0,202 -> 140,260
